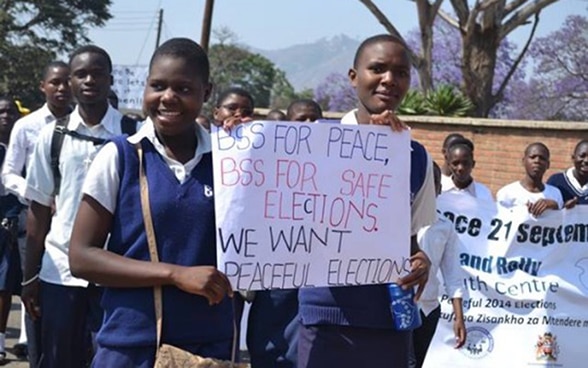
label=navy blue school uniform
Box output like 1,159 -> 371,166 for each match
92,137 -> 233,367
547,171 -> 588,205
0,144 -> 23,294
298,137 -> 431,368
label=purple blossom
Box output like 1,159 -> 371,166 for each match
313,72 -> 357,112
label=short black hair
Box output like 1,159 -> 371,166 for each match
69,45 -> 112,72
150,38 -> 210,83
42,61 -> 69,80
0,96 -> 18,110
442,133 -> 465,150
216,87 -> 254,108
266,109 -> 287,121
573,139 -> 588,154
447,137 -> 474,152
286,99 -> 323,119
447,142 -> 474,158
525,142 -> 550,158
353,34 -> 408,68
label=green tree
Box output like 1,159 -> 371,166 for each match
207,28 -> 298,111
0,0 -> 112,108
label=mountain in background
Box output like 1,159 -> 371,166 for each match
252,34 -> 360,92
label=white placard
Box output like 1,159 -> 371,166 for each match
111,65 -> 148,110
212,121 -> 412,291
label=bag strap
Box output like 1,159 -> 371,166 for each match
50,115 -> 70,196
136,142 -> 238,364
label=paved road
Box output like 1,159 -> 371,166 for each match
4,296 -> 28,367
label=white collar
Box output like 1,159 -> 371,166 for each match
565,167 -> 588,192
67,104 -> 121,133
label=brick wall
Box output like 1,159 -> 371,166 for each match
402,116 -> 588,194
255,108 -> 588,195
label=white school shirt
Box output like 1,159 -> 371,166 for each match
441,174 -> 494,202
341,109 -> 436,235
25,105 -> 126,287
417,214 -> 467,316
496,181 -> 564,209
83,118 -> 211,215
564,167 -> 588,196
2,104 -> 57,204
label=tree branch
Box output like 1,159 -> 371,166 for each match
504,0 -> 527,16
438,9 -> 461,29
500,0 -> 558,39
492,12 -> 540,105
449,0 -> 470,25
358,0 -> 420,64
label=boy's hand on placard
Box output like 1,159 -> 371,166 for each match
172,265 -> 233,305
397,250 -> 431,301
369,110 -> 408,132
527,199 -> 558,217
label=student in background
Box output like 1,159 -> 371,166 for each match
1,60 -> 71,365
213,87 -> 254,128
440,133 -> 465,178
0,97 -> 24,364
410,162 -> 466,368
266,109 -> 287,121
441,141 -> 493,201
547,139 -> 588,208
69,37 -> 235,368
298,34 -> 434,368
22,45 -> 139,368
497,142 -> 563,216
286,99 -> 323,122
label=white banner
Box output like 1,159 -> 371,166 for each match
111,65 -> 148,110
212,121 -> 411,291
423,192 -> 588,367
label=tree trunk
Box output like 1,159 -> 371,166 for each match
461,25 -> 499,117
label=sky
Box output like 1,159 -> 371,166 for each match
88,0 -> 586,67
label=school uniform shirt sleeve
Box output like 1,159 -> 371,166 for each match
411,152 -> 436,235
545,184 -> 564,209
2,116 -> 31,204
474,182 -> 494,202
24,123 -> 57,207
439,222 -> 467,301
82,142 -> 120,214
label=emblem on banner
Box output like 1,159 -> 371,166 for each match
535,332 -> 559,361
576,257 -> 588,291
461,326 -> 494,359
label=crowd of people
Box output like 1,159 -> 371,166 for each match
0,32 -> 584,368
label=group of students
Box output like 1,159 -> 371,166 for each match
0,30 -> 583,368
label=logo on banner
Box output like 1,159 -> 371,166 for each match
576,258 -> 588,291
461,326 -> 494,359
535,332 -> 559,361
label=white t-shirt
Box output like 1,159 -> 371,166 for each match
496,181 -> 564,209
441,174 -> 494,202
417,214 -> 467,316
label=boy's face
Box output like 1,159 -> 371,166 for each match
0,100 -> 19,136
289,105 -> 321,122
523,145 -> 549,179
144,55 -> 211,136
213,93 -> 253,126
349,40 -> 411,116
70,52 -> 112,105
572,142 -> 588,180
40,66 -> 71,109
448,147 -> 475,186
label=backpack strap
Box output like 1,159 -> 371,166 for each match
50,115 -> 70,196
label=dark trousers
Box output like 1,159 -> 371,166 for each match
298,323 -> 410,368
410,306 -> 441,368
92,340 -> 232,368
17,236 -> 41,367
39,281 -> 103,368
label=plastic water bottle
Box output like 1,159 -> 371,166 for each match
388,283 -> 422,330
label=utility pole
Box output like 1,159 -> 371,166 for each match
200,0 -> 214,52
155,8 -> 164,49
